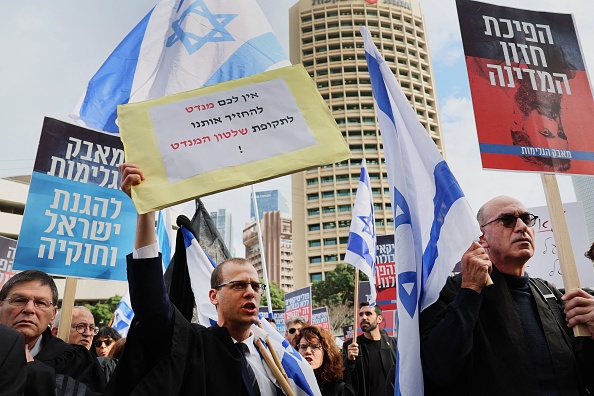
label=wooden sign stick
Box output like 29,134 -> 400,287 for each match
541,174 -> 589,337
57,277 -> 78,342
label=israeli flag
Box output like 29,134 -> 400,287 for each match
255,318 -> 321,396
70,0 -> 290,133
360,27 -> 481,396
344,158 -> 377,306
112,291 -> 134,337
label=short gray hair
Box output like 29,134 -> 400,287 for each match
286,316 -> 307,328
52,306 -> 92,329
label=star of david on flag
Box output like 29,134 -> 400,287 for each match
70,0 -> 290,133
344,158 -> 378,306
360,26 -> 481,396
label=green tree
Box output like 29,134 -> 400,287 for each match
311,264 -> 368,332
86,295 -> 121,326
260,281 -> 285,310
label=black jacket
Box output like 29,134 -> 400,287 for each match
341,330 -> 396,396
103,255 -> 257,396
0,324 -> 26,396
420,267 -> 594,395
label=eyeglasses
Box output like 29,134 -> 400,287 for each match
481,213 -> 538,228
288,327 -> 300,335
1,296 -> 54,309
72,323 -> 99,335
94,338 -> 113,348
215,280 -> 266,295
298,343 -> 322,352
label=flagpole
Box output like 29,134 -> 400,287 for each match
353,268 -> 360,336
251,185 -> 273,315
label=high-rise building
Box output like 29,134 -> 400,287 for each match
572,175 -> 594,244
243,211 -> 294,292
289,0 -> 444,287
250,190 -> 291,221
210,208 -> 234,253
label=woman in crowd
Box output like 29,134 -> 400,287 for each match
296,325 -> 355,396
92,327 -> 121,357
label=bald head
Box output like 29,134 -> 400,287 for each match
478,196 -> 535,276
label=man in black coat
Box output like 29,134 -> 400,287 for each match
0,270 -> 106,394
104,163 -> 316,396
342,302 -> 396,396
0,323 -> 26,396
420,195 -> 594,395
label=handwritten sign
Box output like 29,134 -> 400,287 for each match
151,79 -> 317,182
13,118 -> 137,281
0,235 -> 17,289
456,0 -> 594,175
284,285 -> 312,324
118,65 -> 351,214
526,201 -> 594,288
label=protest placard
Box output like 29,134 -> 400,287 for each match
118,64 -> 351,213
13,118 -> 137,280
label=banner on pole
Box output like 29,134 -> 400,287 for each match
457,0 -> 594,175
13,118 -> 137,280
284,285 -> 312,324
0,235 -> 17,289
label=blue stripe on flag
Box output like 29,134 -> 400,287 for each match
346,232 -> 374,267
78,9 -> 153,133
420,161 -> 464,301
181,226 -> 216,267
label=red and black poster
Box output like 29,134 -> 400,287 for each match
456,0 -> 594,175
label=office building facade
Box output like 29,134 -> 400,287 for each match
289,0 -> 444,287
250,189 -> 291,221
243,211 -> 294,292
210,208 -> 234,254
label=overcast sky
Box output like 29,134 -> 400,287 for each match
1,0 -> 593,256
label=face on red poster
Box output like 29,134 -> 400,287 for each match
457,0 -> 594,176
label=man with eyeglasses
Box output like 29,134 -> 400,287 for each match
420,195 -> 594,395
103,162 -> 321,396
0,270 -> 107,394
51,306 -> 97,350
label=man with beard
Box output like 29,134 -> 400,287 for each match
342,302 -> 396,396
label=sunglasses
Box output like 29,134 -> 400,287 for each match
481,213 -> 538,228
288,328 -> 300,335
94,338 -> 113,348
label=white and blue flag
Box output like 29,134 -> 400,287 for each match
70,0 -> 290,133
344,158 -> 377,306
361,27 -> 481,396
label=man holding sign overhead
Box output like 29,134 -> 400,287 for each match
420,195 -> 594,396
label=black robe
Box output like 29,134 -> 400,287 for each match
0,324 -> 26,396
103,255 -> 251,396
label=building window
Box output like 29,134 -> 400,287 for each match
324,254 -> 338,262
310,273 -> 323,282
307,193 -> 319,200
308,208 -> 320,216
337,189 -> 351,197
310,256 -> 322,264
339,237 -> 349,245
309,240 -> 321,247
321,176 -> 334,183
324,238 -> 337,246
323,222 -> 336,229
322,206 -> 336,214
308,224 -> 320,231
339,220 -> 351,228
307,178 -> 319,185
337,205 -> 351,212
322,191 -> 334,199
